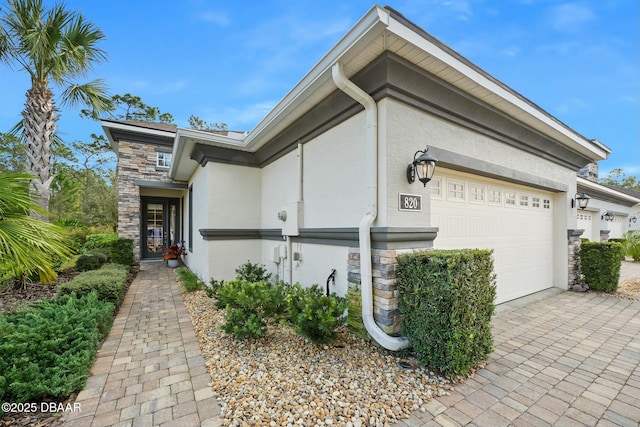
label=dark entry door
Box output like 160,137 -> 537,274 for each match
141,198 -> 180,259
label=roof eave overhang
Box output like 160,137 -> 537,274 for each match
169,5 -> 610,179
577,177 -> 640,206
101,120 -> 176,153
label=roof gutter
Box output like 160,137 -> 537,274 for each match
331,61 -> 409,351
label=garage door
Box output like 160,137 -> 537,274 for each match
608,215 -> 624,239
431,169 -> 554,304
577,212 -> 595,241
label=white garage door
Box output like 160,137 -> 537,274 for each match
431,169 -> 554,304
577,212 -> 595,241
608,215 -> 624,239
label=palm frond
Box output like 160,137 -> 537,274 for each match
60,79 -> 111,118
0,173 -> 74,283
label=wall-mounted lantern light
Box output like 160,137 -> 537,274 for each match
601,211 -> 614,222
630,216 -> 637,225
571,192 -> 590,210
407,147 -> 438,187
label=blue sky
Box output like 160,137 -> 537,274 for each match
1,0 -> 638,176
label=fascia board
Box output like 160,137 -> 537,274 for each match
168,128 -> 250,180
102,119 -> 176,155
242,5 -> 390,150
577,176 -> 640,204
385,16 -> 609,162
100,120 -> 176,139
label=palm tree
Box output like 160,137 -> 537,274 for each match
0,0 -> 111,212
0,173 -> 73,285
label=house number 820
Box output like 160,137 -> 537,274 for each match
399,193 -> 422,211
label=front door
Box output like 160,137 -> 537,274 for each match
141,198 -> 180,259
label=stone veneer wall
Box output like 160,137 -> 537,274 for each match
347,247 -> 432,340
600,230 -> 610,242
567,229 -> 584,289
117,141 -> 176,263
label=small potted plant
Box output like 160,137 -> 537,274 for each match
164,243 -> 186,268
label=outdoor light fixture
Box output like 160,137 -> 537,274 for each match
630,216 -> 637,225
571,192 -> 590,210
407,147 -> 438,187
602,211 -> 614,222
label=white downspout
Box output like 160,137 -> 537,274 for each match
331,62 -> 409,351
287,143 -> 303,285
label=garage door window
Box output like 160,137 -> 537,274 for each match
505,191 -> 517,207
519,194 -> 529,208
431,178 -> 442,198
488,187 -> 501,206
543,199 -> 551,209
470,184 -> 485,203
532,196 -> 541,208
447,181 -> 465,202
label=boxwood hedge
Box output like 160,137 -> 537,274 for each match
397,249 -> 496,375
581,241 -> 624,292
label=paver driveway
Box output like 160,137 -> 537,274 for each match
396,285 -> 640,426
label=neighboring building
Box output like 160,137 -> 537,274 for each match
105,6 -> 617,349
576,165 -> 640,240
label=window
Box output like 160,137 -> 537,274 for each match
532,196 -> 541,208
447,180 -> 465,201
488,187 -> 501,205
505,191 -> 517,207
519,194 -> 529,208
543,199 -> 551,209
157,151 -> 172,168
469,184 -> 485,203
431,178 -> 442,198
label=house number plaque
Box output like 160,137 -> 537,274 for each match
398,193 -> 422,212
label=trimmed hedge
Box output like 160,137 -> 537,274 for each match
75,252 -> 108,272
58,263 -> 130,305
581,241 -> 624,292
110,238 -> 134,267
0,293 -> 114,402
397,249 -> 496,375
83,233 -> 118,250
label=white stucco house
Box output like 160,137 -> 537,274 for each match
104,6 -> 626,349
575,164 -> 640,241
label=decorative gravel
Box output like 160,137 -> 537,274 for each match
183,290 -> 457,426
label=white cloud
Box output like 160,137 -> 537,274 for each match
441,0 -> 473,20
199,10 -> 230,27
548,3 -> 595,31
555,97 -> 590,114
119,78 -> 188,96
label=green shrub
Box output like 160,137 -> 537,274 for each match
89,247 -> 111,262
110,238 -> 134,266
217,279 -> 287,339
58,263 -> 130,305
75,253 -> 106,272
235,261 -> 271,283
206,278 -> 224,298
286,284 -> 348,344
581,241 -> 625,292
609,238 -> 625,244
83,233 -> 118,250
397,249 -> 496,376
622,230 -> 640,262
221,307 -> 267,339
175,267 -> 204,292
0,293 -> 114,402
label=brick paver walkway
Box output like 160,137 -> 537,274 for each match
395,261 -> 640,427
62,260 -> 640,426
61,261 -> 222,427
